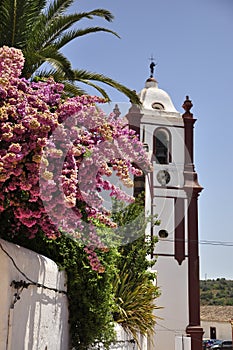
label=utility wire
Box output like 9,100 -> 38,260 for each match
156,322 -> 203,345
0,241 -> 67,295
157,237 -> 233,247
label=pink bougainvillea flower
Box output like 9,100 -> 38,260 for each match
0,46 -> 152,271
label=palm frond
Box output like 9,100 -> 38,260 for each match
44,0 -> 74,19
34,68 -> 110,99
34,67 -> 65,79
29,65 -> 140,103
23,46 -> 74,79
0,0 -> 11,44
0,0 -> 25,46
73,69 -> 141,104
0,0 -> 46,47
77,8 -> 115,22
28,11 -> 118,51
33,68 -> 87,96
54,27 -> 120,49
0,0 -> 139,104
62,81 -> 87,97
33,0 -> 73,46
76,80 -> 110,100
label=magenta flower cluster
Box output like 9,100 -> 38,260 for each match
0,46 -> 152,272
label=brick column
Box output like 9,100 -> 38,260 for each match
125,104 -> 142,137
182,96 -> 204,350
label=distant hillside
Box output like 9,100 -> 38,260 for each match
200,278 -> 233,306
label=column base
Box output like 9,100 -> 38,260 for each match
186,325 -> 204,350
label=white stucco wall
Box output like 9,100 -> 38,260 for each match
152,257 -> 189,350
143,111 -> 189,350
112,324 -> 143,350
0,239 -> 69,350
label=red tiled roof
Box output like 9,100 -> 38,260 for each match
201,306 -> 233,322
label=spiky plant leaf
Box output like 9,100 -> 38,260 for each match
113,263 -> 161,345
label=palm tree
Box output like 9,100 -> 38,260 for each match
0,0 -> 140,103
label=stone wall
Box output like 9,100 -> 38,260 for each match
0,239 -> 69,350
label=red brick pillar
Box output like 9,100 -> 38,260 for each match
182,96 -> 204,350
125,104 -> 142,137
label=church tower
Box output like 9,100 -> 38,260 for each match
126,63 -> 203,350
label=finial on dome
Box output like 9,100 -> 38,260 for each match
145,55 -> 158,88
150,62 -> 155,77
149,54 -> 156,77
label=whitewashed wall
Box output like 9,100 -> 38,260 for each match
175,336 -> 191,350
91,325 -> 145,350
0,239 -> 69,350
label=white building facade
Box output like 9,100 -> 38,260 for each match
126,69 -> 203,350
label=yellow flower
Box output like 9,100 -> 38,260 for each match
50,148 -> 63,158
29,119 -> 40,129
73,231 -> 82,239
73,145 -> 83,157
2,132 -> 13,140
0,173 -> 8,182
98,266 -> 105,274
41,157 -> 49,167
41,125 -> 51,132
41,171 -> 53,180
64,196 -> 76,208
0,106 -> 8,121
123,179 -> 134,188
32,154 -> 41,163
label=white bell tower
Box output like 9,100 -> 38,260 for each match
126,64 -> 203,350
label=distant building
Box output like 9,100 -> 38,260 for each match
201,305 -> 233,340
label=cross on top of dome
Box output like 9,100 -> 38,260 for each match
149,55 -> 157,78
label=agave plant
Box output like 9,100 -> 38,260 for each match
0,0 -> 140,103
113,262 -> 161,345
111,194 -> 161,345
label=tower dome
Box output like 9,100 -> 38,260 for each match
138,76 -> 178,113
139,57 -> 178,113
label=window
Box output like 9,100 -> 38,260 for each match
152,102 -> 164,110
153,128 -> 171,164
158,230 -> 169,238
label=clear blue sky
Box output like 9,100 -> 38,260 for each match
62,0 -> 233,280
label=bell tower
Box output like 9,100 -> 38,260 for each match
126,63 -> 203,350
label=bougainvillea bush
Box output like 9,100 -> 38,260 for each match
0,46 -> 152,272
